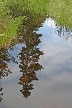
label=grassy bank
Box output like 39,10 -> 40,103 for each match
0,0 -> 72,47
7,0 -> 72,27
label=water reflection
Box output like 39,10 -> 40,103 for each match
57,26 -> 72,41
0,14 -> 72,107
0,12 -> 45,102
0,48 -> 12,102
0,48 -> 11,78
0,86 -> 3,102
45,17 -> 72,41
17,15 -> 44,98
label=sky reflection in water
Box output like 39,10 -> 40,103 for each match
0,17 -> 72,108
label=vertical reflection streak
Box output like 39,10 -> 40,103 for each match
17,13 -> 44,99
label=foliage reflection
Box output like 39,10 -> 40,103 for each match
0,86 -> 3,102
17,13 -> 44,98
0,48 -> 12,102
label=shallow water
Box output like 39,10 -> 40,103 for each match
0,17 -> 72,108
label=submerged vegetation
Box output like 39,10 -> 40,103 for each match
0,0 -> 72,47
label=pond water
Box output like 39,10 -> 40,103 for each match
0,16 -> 72,108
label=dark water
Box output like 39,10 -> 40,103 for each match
0,16 -> 72,108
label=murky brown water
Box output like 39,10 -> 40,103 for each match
0,16 -> 72,108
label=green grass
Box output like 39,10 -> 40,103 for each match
0,0 -> 72,47
48,0 -> 72,28
0,16 -> 24,47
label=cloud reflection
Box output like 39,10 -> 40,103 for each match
36,18 -> 72,93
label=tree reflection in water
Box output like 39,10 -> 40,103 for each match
0,48 -> 12,102
17,13 -> 44,99
57,26 -> 72,40
0,11 -> 45,100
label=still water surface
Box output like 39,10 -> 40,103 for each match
0,17 -> 72,108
